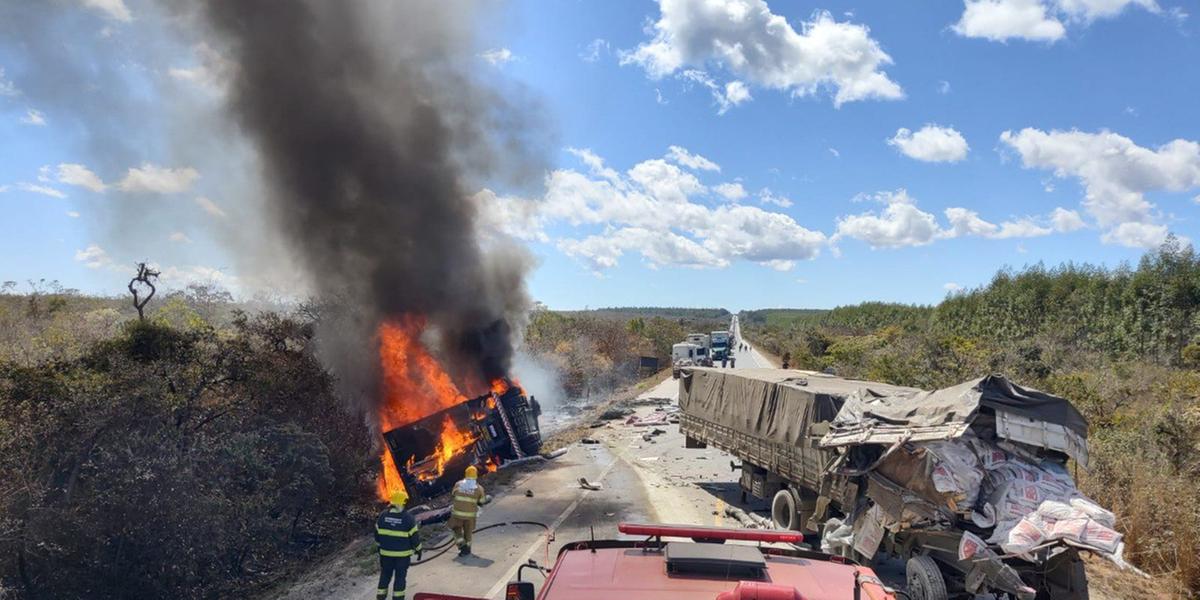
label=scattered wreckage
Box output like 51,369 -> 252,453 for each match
680,368 -> 1122,600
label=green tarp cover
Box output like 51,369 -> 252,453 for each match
678,368 -> 918,446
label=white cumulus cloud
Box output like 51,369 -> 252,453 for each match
168,231 -> 192,244
479,48 -> 515,66
194,196 -> 227,218
1050,207 -> 1086,232
622,2 -> 903,108
953,0 -> 1160,42
18,183 -> 66,199
758,188 -> 793,208
714,182 -> 748,201
75,244 -> 113,269
943,207 -> 1052,238
835,191 -> 1060,249
82,0 -> 132,22
580,39 -> 610,63
57,163 -> 107,193
497,146 -> 827,271
20,109 -> 46,126
117,164 -> 200,194
679,70 -> 753,114
0,67 -> 17,97
954,0 -> 1066,41
834,190 -> 941,249
888,125 -> 970,163
666,145 -> 720,171
1057,0 -> 1160,21
1000,127 -> 1199,247
560,228 -> 727,271
1101,221 -> 1170,248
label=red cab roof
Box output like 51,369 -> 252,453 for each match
536,524 -> 894,600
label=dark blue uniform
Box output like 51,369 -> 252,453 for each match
376,507 -> 421,599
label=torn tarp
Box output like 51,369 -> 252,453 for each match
679,367 -> 917,446
820,375 -> 1089,467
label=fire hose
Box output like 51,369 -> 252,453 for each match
410,520 -> 552,566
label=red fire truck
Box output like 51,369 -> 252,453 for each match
415,523 -> 897,600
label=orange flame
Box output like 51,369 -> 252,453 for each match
377,446 -> 406,499
374,317 -> 477,501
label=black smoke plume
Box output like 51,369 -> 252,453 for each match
190,0 -> 543,403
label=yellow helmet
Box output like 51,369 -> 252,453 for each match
465,465 -> 478,479
389,490 -> 408,507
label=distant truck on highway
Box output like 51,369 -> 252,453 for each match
678,368 -> 1092,600
684,333 -> 713,367
670,342 -> 702,379
710,330 -> 731,362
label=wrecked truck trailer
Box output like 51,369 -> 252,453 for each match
678,368 -> 1108,600
382,379 -> 542,501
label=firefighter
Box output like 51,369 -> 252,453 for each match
376,490 -> 421,600
447,465 -> 488,556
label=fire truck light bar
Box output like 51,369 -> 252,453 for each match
618,523 -> 804,544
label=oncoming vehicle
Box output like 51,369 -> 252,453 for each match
413,523 -> 898,600
710,330 -> 731,362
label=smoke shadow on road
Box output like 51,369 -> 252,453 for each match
453,554 -> 496,568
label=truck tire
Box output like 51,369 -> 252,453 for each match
1037,554 -> 1089,600
771,489 -> 798,530
906,555 -> 949,600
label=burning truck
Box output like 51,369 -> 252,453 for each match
374,318 -> 542,502
382,380 -> 541,500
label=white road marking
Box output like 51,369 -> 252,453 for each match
484,457 -> 619,599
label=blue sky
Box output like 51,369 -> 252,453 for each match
2,0 -> 1199,311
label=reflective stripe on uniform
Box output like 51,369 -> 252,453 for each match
380,548 -> 415,557
451,509 -> 476,519
454,494 -> 478,504
376,525 -> 419,537
393,589 -> 405,597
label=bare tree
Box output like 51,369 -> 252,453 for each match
129,263 -> 161,321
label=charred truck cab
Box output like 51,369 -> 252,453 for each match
382,378 -> 541,500
680,368 -> 1107,600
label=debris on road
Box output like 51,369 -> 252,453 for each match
626,413 -> 670,427
578,477 -> 603,491
525,490 -> 533,497
724,505 -> 771,529
600,407 -> 635,420
580,438 -> 600,445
